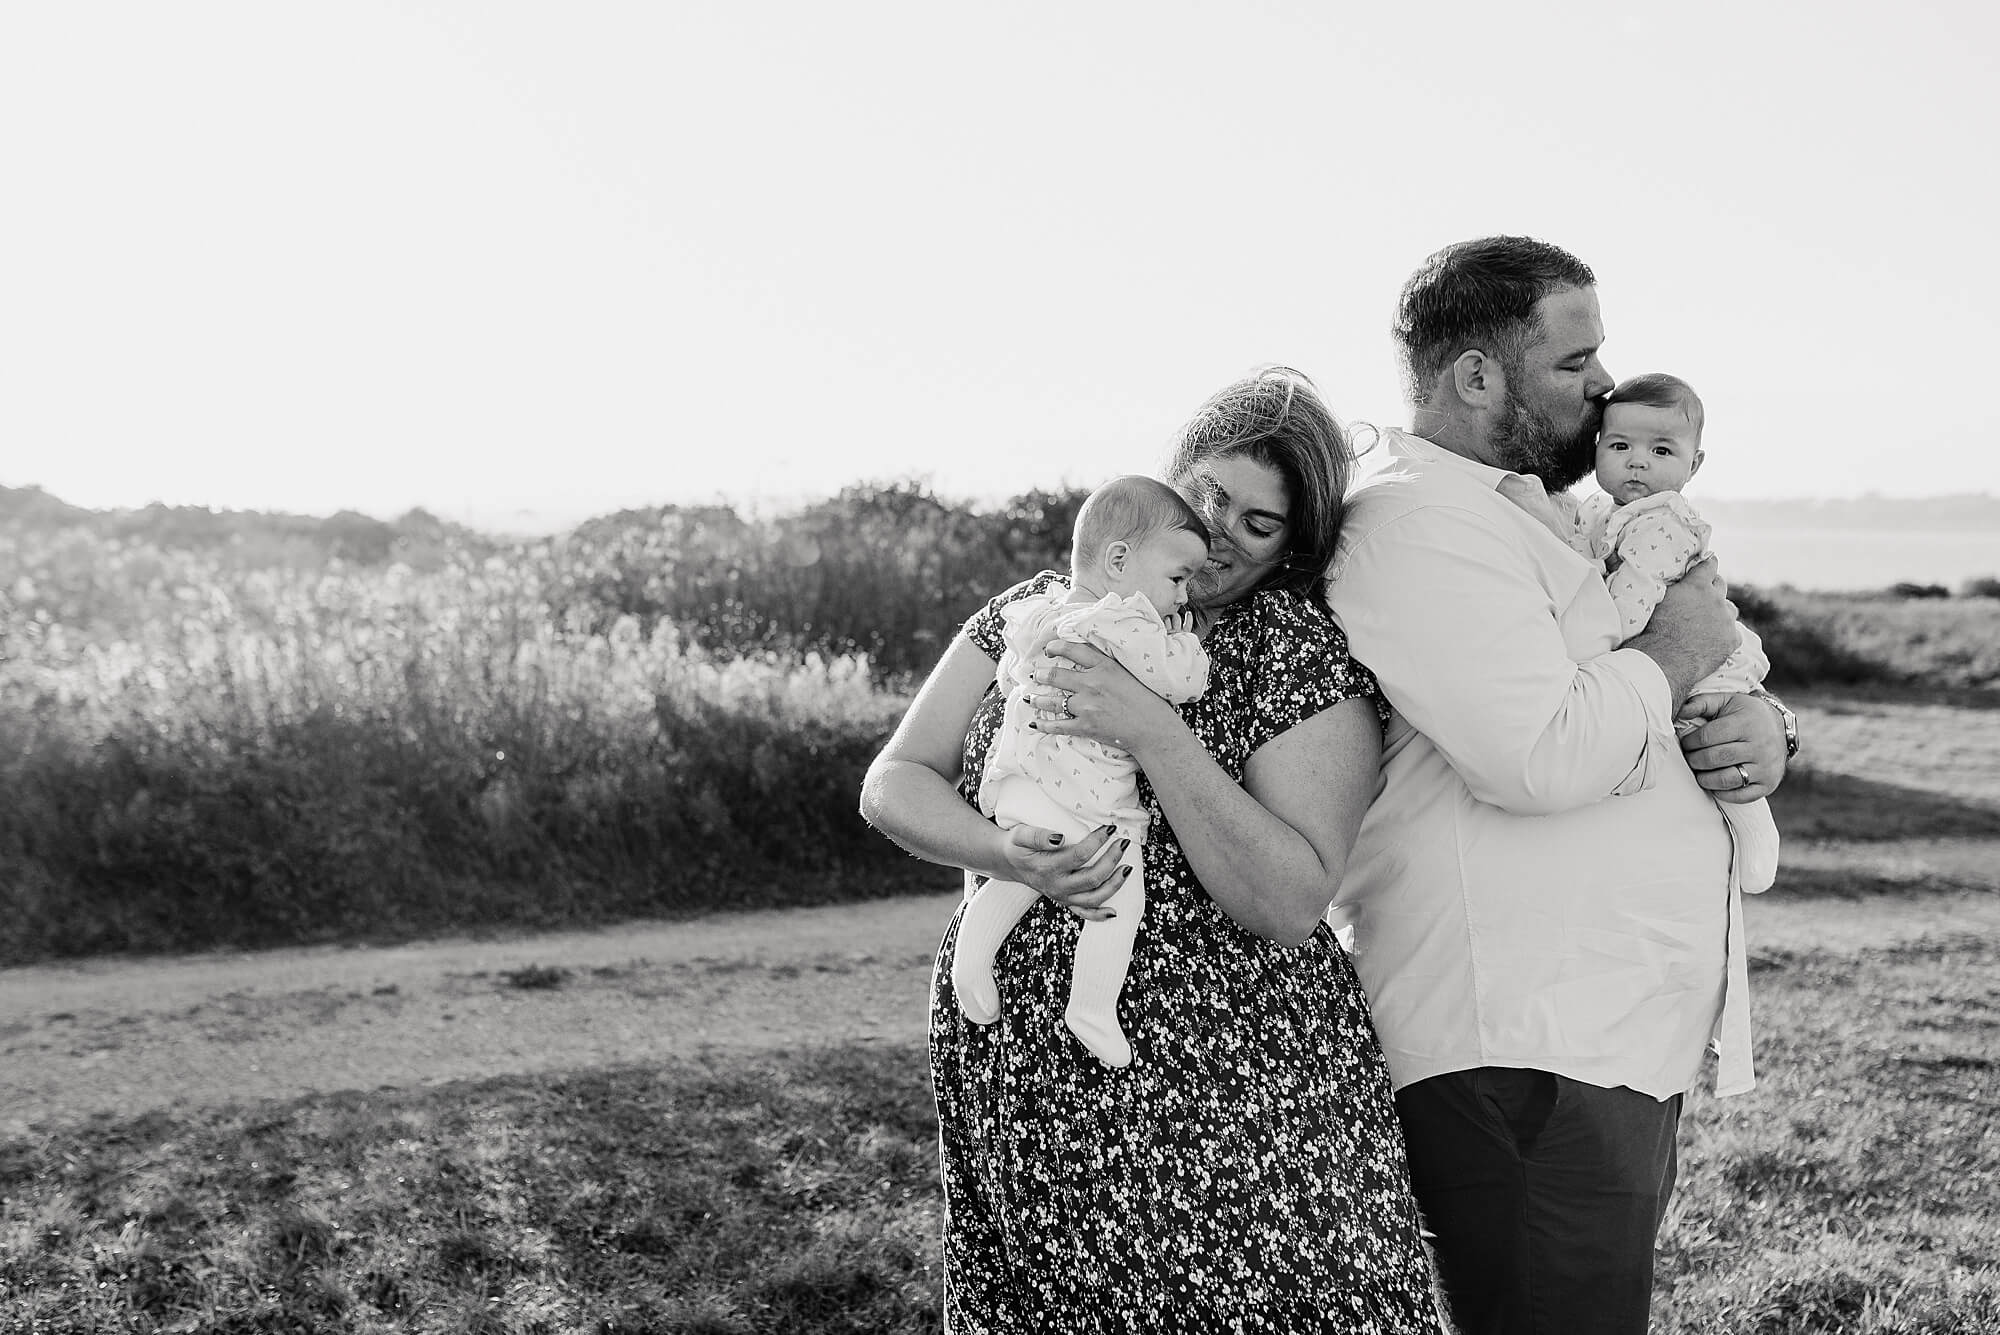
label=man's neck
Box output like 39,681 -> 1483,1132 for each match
1407,409 -> 1499,469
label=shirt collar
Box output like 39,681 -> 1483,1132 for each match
1383,426 -> 1531,494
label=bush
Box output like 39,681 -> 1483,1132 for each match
552,483 -> 1087,680
1738,583 -> 2000,690
1962,575 -> 2000,599
1888,581 -> 1952,600
0,551 -> 930,965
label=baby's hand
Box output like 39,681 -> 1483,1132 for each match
1163,609 -> 1196,634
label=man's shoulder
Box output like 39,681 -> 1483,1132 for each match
1339,449 -> 1507,558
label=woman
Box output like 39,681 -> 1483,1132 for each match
860,370 -> 1442,1331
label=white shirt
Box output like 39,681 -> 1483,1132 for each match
1326,429 -> 1735,1100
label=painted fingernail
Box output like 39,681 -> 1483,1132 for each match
1102,909 -> 1119,919
1049,833 -> 1065,847
1096,825 -> 1115,836
1118,839 -> 1132,857
1117,865 -> 1133,881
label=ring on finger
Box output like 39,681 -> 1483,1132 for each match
1060,689 -> 1074,719
1734,762 -> 1751,788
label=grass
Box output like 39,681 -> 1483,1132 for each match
1742,585 -> 2000,692
0,1047 -> 944,1334
1653,889 -> 2000,1332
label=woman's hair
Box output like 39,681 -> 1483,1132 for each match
1163,366 -> 1350,596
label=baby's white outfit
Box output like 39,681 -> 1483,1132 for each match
1578,488 -> 1779,1095
951,587 -> 1209,1067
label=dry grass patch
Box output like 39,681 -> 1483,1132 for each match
0,1047 -> 943,1334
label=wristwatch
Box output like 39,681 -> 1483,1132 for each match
1754,688 -> 1800,759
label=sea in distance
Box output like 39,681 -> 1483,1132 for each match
1697,496 -> 2000,593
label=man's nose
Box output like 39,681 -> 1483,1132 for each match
1585,358 -> 1614,400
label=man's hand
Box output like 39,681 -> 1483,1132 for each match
1625,557 -> 1738,708
1679,692 -> 1790,803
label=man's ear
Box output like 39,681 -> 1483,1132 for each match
1450,349 -> 1502,410
1689,447 -> 1705,479
1103,540 -> 1131,575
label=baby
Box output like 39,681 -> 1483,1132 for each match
951,474 -> 1211,1067
1577,373 -> 1781,899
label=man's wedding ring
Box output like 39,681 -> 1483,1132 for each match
1735,763 -> 1751,788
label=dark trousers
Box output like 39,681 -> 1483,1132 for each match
1394,1068 -> 1681,1335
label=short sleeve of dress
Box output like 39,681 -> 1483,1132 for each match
962,569 -> 1068,661
1242,590 -> 1387,756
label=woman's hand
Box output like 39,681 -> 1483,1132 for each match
1024,641 -> 1183,759
859,633 -> 1131,922
996,821 -> 1129,922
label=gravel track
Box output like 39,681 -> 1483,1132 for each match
0,890 -> 963,1134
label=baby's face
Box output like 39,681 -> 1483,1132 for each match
1114,528 -> 1210,618
1595,402 -> 1703,504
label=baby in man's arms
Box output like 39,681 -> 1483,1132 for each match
1576,372 -> 1781,896
951,475 -> 1210,1067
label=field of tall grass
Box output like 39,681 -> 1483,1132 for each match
0,484 -> 1090,965
4,480 -> 1999,966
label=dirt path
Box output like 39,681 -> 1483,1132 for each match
0,890 -> 964,1135
7,833 -> 1999,1136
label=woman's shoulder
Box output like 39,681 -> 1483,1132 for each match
1217,587 -> 1386,727
1222,586 -> 1347,651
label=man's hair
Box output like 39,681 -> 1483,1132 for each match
1393,236 -> 1597,404
1072,475 -> 1209,576
1606,372 -> 1706,441
1163,366 -> 1349,596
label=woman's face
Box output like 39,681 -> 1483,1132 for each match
1177,452 -> 1293,608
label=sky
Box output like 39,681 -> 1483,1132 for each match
4,0 -> 1996,532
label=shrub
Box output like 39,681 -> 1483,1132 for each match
0,551 -> 930,965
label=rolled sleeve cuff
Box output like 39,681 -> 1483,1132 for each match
1605,647 -> 1678,797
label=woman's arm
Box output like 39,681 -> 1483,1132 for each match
858,634 -> 1125,916
1035,642 -> 1382,946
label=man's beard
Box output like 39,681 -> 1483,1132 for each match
1493,384 -> 1603,491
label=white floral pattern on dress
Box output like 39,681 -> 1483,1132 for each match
930,571 -> 1445,1333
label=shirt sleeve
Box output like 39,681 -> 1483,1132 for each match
1330,503 -> 1676,816
1244,592 -> 1383,756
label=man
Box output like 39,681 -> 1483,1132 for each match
1327,236 -> 1799,1335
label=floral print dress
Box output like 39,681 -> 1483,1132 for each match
930,573 -> 1443,1333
